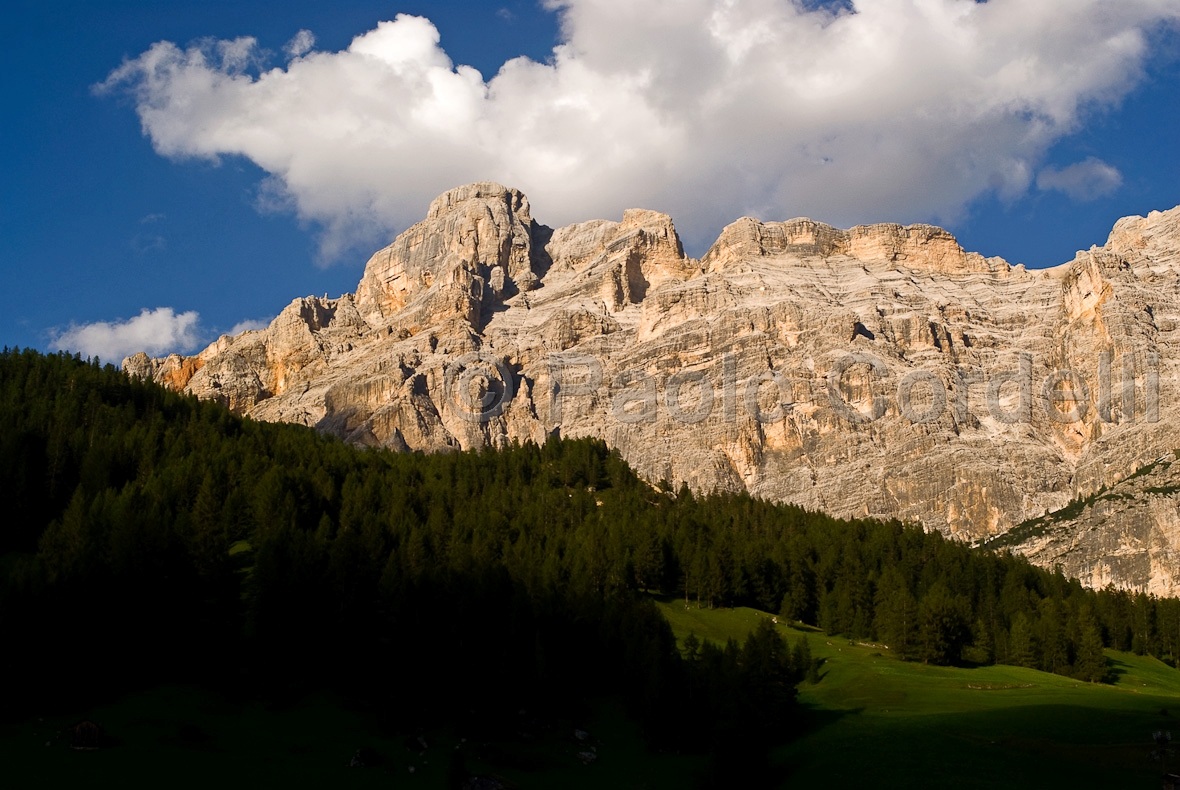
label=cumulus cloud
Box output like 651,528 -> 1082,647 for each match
96,1 -> 1180,255
51,307 -> 202,362
1037,156 -> 1124,201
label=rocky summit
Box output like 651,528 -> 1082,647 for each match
125,182 -> 1180,594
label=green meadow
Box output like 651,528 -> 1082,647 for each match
656,597 -> 1180,788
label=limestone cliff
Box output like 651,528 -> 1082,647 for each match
124,183 -> 1180,592
987,451 -> 1180,596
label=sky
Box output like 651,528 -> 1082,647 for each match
3,0 -> 1179,363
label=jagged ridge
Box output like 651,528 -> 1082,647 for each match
125,182 -> 1180,593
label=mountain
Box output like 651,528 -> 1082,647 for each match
124,182 -> 1180,592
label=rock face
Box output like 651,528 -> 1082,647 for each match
354,183 -> 539,328
989,451 -> 1180,596
124,183 -> 1180,592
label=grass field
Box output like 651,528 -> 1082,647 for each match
655,596 -> 1180,789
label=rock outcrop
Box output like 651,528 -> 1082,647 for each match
989,451 -> 1180,596
124,183 -> 1180,592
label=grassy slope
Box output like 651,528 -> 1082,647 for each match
655,598 -> 1180,789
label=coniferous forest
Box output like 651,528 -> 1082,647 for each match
4,348 -> 1180,771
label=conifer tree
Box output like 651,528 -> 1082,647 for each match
918,583 -> 970,665
1008,613 -> 1038,669
1075,620 -> 1108,683
874,568 -> 918,660
792,635 -> 816,683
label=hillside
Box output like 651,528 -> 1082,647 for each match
6,349 -> 1180,690
6,348 -> 1180,785
656,600 -> 1180,788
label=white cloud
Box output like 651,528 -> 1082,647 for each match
96,1 -> 1180,256
1036,156 -> 1124,201
51,307 -> 202,363
228,317 -> 272,335
130,232 -> 167,253
284,29 -> 315,59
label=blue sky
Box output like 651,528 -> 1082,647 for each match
2,1 -> 1179,361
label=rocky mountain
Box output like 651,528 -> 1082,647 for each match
124,182 -> 1180,593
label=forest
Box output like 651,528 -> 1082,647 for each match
3,348 -> 1179,771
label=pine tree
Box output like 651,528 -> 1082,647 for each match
972,617 -> 995,665
1075,622 -> 1107,682
918,583 -> 970,665
792,636 -> 815,683
1074,606 -> 1108,683
1038,597 -> 1070,674
189,473 -> 226,579
819,590 -> 841,636
739,620 -> 796,731
779,591 -> 797,623
874,568 -> 918,660
683,631 -> 702,664
634,528 -> 666,592
1008,613 -> 1038,669
1133,592 -> 1157,656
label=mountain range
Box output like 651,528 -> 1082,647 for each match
124,182 -> 1180,594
